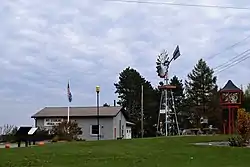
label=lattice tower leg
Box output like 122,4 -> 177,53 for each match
171,90 -> 180,135
165,88 -> 168,136
157,91 -> 164,135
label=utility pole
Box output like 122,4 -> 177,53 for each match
202,72 -> 205,129
141,84 -> 144,138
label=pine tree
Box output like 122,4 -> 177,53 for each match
185,59 -> 218,128
169,76 -> 184,113
245,84 -> 250,97
168,76 -> 185,131
243,83 -> 250,112
114,67 -> 159,137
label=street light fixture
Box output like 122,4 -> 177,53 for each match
96,86 -> 100,140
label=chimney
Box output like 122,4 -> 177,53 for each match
114,100 -> 116,106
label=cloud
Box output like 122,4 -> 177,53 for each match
0,0 -> 250,126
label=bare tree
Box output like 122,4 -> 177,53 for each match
2,124 -> 15,135
0,126 -> 3,135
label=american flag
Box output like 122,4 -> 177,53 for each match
67,81 -> 72,102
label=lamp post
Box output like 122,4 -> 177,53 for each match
96,86 -> 100,140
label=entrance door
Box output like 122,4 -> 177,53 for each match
126,127 -> 131,139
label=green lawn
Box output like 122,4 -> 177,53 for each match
0,135 -> 250,167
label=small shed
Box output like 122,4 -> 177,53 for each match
125,121 -> 135,139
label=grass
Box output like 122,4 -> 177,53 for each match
0,135 -> 250,167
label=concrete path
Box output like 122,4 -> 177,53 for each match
0,143 -> 29,148
0,141 -> 49,149
193,141 -> 229,146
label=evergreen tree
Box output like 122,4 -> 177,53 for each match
243,84 -> 250,112
143,87 -> 161,137
169,76 -> 184,113
185,59 -> 218,128
206,88 -> 222,129
114,67 -> 159,137
168,76 -> 185,131
245,84 -> 250,97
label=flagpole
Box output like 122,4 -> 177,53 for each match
67,79 -> 71,123
67,105 -> 70,122
68,79 -> 70,123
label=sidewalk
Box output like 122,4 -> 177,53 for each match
0,141 -> 48,149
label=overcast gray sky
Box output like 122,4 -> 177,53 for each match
1,0 -> 250,126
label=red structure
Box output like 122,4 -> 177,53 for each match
219,80 -> 243,134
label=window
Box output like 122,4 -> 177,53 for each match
90,125 -> 100,135
119,120 -> 121,136
122,125 -> 124,136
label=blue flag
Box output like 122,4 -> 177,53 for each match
67,81 -> 72,102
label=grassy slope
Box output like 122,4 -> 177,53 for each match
0,135 -> 250,167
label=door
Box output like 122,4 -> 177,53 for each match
126,127 -> 131,139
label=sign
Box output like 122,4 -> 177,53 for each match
160,109 -> 165,114
44,118 -> 63,126
160,107 -> 172,114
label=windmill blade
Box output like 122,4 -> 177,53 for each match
157,57 -> 162,61
156,50 -> 170,78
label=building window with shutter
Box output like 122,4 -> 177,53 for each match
119,120 -> 121,137
90,125 -> 100,135
122,125 -> 124,137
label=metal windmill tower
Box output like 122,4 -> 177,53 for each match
156,46 -> 181,136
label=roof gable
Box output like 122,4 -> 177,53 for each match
220,80 -> 241,92
31,106 -> 123,118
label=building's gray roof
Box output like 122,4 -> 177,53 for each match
31,106 -> 123,118
220,80 -> 241,92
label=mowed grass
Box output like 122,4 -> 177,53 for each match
0,135 -> 250,167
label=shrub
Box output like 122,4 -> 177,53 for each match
51,120 -> 82,141
229,108 -> 250,147
0,124 -> 18,143
236,108 -> 250,143
228,136 -> 245,147
34,128 -> 54,141
75,138 -> 86,141
0,135 -> 16,143
51,135 -> 59,142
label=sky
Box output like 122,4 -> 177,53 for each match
1,0 -> 250,126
